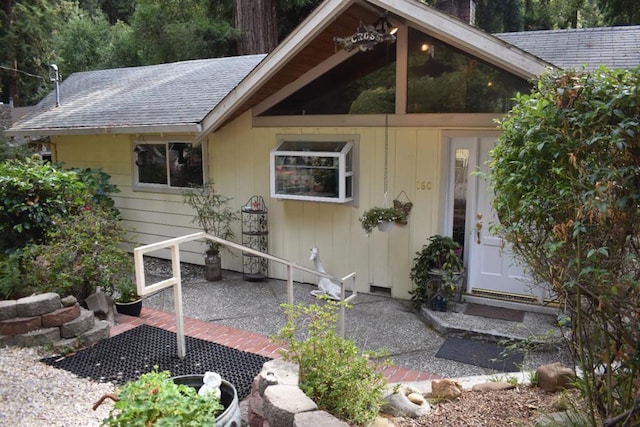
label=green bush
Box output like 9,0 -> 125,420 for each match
273,300 -> 390,426
0,157 -> 90,252
22,205 -> 134,303
490,66 -> 640,425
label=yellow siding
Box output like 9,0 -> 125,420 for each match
51,115 -> 450,299
207,112 -> 444,299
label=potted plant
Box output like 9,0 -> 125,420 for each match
98,367 -> 241,426
409,235 -> 464,310
359,206 -> 404,235
114,280 -> 142,317
183,181 -> 239,281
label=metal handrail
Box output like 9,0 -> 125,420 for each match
133,232 -> 357,358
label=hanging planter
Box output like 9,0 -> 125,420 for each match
359,206 -> 403,235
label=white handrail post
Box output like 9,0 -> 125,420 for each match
171,244 -> 186,359
286,264 -> 294,305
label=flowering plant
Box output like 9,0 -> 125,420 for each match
359,206 -> 403,235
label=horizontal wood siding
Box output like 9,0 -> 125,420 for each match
51,114 -> 452,299
208,112 -> 444,299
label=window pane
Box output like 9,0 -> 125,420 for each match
169,143 -> 203,187
136,144 -> 167,184
407,27 -> 530,113
262,42 -> 396,115
453,148 -> 469,255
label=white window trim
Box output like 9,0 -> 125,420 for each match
132,138 -> 207,194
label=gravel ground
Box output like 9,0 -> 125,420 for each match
0,346 -> 117,426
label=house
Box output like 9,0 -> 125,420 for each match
7,0 -> 640,304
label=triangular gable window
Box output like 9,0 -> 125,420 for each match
407,27 -> 529,113
262,42 -> 396,116
261,27 -> 529,116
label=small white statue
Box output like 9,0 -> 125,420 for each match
309,247 -> 341,300
198,371 -> 221,399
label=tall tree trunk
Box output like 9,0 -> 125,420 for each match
233,0 -> 278,54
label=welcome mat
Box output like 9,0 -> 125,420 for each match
464,303 -> 525,322
435,337 -> 524,372
41,324 -> 271,400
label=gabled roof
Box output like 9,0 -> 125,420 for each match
7,0 -> 640,140
497,25 -> 640,71
7,55 -> 265,137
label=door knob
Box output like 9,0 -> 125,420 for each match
476,213 -> 483,244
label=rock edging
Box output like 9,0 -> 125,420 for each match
0,292 -> 110,349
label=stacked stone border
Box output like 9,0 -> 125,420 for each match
0,292 -> 110,349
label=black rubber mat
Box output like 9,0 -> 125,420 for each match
464,303 -> 525,322
435,337 -> 524,372
41,324 -> 271,400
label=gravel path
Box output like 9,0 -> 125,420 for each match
0,345 -> 117,426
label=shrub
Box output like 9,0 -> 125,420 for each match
0,157 -> 90,252
273,299 -> 390,426
22,205 -> 134,302
491,66 -> 640,425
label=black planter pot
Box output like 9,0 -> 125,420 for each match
172,375 -> 240,426
115,299 -> 142,316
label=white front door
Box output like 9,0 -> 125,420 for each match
445,136 -> 548,303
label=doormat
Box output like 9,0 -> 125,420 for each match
435,337 -> 524,372
464,303 -> 525,322
41,324 -> 271,400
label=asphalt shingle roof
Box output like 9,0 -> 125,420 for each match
9,55 -> 266,133
496,25 -> 640,71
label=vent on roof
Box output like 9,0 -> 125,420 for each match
49,64 -> 60,107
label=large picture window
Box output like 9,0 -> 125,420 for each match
134,142 -> 203,188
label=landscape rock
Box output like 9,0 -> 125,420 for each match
77,320 -> 110,347
60,296 -> 78,307
407,392 -> 426,405
257,359 -> 298,396
41,304 -> 80,328
535,410 -> 590,426
431,378 -> 463,400
0,316 -> 42,336
472,381 -> 516,392
263,385 -> 317,426
381,385 -> 431,418
293,410 -> 349,426
13,327 -> 60,347
85,292 -> 113,316
536,362 -> 575,392
60,309 -> 95,338
16,293 -> 61,317
0,300 -> 17,321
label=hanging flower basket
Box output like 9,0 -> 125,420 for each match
359,206 -> 404,235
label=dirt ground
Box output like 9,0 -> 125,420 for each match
395,386 -> 581,427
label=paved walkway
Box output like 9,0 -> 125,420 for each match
111,268 -> 569,382
111,307 -> 439,383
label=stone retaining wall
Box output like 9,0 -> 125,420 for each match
0,292 -> 110,349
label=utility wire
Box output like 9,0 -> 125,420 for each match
0,65 -> 46,80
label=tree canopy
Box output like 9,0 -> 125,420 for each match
2,0 -> 639,105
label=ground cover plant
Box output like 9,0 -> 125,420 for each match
273,299 -> 391,426
490,66 -> 640,425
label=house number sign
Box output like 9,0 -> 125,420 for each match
416,181 -> 433,190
